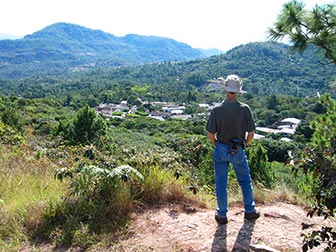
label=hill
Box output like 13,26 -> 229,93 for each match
1,39 -> 336,99
0,22 -> 206,78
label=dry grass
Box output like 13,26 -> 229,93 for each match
0,143 -> 69,251
0,142 -> 309,252
254,185 -> 307,206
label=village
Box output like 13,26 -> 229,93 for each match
95,101 -> 301,142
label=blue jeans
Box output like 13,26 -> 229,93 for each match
214,142 -> 256,217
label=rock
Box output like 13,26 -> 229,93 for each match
250,244 -> 281,252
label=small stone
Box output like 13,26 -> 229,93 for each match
250,244 -> 281,252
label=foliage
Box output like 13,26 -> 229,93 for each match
247,143 -> 276,189
0,121 -> 25,145
1,42 -> 336,103
269,0 -> 336,64
58,104 -> 107,146
0,22 -> 204,79
270,3 -> 336,247
302,227 -> 336,252
295,95 -> 336,251
299,95 -> 335,217
259,137 -> 299,162
32,163 -> 143,247
70,165 -> 144,198
1,107 -> 24,132
0,144 -> 68,250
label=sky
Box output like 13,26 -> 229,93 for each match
0,0 -> 333,51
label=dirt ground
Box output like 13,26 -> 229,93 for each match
112,202 -> 336,252
21,202 -> 336,252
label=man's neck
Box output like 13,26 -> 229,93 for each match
225,92 -> 238,101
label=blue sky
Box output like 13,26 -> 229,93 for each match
0,0 -> 333,51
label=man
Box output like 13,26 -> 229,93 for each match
206,74 -> 260,224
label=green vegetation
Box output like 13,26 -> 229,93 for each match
298,95 -> 336,251
0,1 -> 335,250
1,42 -> 336,102
0,93 -> 328,251
0,22 -> 204,79
269,0 -> 336,65
270,1 -> 336,251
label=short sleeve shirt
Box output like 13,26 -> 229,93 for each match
206,99 -> 255,144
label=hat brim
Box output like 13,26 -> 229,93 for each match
224,86 -> 246,93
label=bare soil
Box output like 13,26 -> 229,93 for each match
21,202 -> 336,252
113,202 -> 336,252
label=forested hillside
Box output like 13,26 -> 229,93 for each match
1,2 -> 335,251
0,41 -> 335,103
0,22 -> 206,78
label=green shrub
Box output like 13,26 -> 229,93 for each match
259,137 -> 299,163
247,143 -> 276,189
0,121 -> 25,145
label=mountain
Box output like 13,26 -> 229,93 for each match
0,34 -> 22,40
197,48 -> 224,57
1,38 -> 336,98
0,22 -> 205,78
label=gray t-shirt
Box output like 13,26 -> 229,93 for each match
206,99 -> 255,144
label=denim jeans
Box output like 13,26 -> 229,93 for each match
214,142 -> 256,217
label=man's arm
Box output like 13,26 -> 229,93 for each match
245,131 -> 254,145
207,132 -> 217,146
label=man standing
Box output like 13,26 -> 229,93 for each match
206,74 -> 260,224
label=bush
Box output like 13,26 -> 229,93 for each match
57,104 -> 107,146
259,137 -> 299,163
1,107 -> 24,133
247,143 -> 276,189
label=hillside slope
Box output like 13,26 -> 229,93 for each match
1,41 -> 336,98
121,202 -> 335,252
24,202 -> 336,252
0,22 -> 205,78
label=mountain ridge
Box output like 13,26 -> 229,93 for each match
0,22 -> 214,78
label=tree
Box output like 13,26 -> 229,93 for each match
1,107 -> 24,132
298,95 -> 336,251
268,0 -> 336,64
269,2 -> 336,250
247,143 -> 276,189
70,104 -> 107,146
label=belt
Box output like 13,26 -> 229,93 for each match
217,140 -> 230,145
217,140 -> 244,147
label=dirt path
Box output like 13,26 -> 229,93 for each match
114,202 -> 336,252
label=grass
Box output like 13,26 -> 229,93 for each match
0,140 -> 313,252
0,144 -> 69,251
223,161 -> 313,208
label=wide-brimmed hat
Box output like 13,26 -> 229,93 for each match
223,74 -> 245,93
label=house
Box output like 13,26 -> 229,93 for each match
148,111 -> 170,121
162,104 -> 186,113
95,102 -> 130,117
255,117 -> 301,142
278,118 -> 301,130
170,114 -> 192,120
256,127 -> 279,134
170,109 -> 184,115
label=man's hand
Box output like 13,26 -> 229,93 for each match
246,131 -> 254,145
207,132 -> 217,146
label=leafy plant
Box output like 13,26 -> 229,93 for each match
247,143 -> 276,189
269,0 -> 336,64
71,164 -> 143,198
295,95 -> 336,251
1,107 -> 24,133
57,104 -> 107,146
